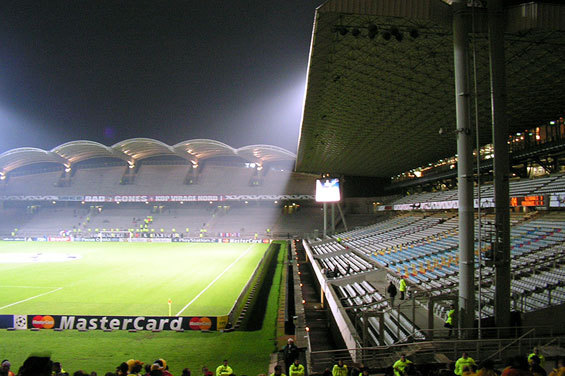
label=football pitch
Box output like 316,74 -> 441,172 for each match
0,241 -> 269,317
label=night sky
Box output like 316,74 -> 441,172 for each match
0,1 -> 320,154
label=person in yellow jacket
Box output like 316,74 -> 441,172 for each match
455,353 -> 476,376
445,304 -> 455,338
216,360 -> 233,376
289,359 -> 305,376
393,354 -> 413,376
399,277 -> 407,300
529,347 -> 546,367
332,360 -> 348,376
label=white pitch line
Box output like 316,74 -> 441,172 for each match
176,245 -> 255,316
0,287 -> 63,311
0,285 -> 61,289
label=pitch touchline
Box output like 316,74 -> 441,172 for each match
176,245 -> 255,316
0,287 -> 63,311
0,285 -> 62,289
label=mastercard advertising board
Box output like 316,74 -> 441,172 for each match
22,314 -> 228,331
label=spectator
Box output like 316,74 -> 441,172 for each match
127,360 -> 144,376
17,355 -> 53,376
152,360 -> 172,376
393,354 -> 413,376
0,360 -> 14,376
530,357 -> 546,376
322,368 -> 332,376
270,365 -> 286,376
477,360 -> 498,376
117,363 -> 129,376
144,364 -> 153,376
282,338 -> 300,373
52,361 -> 67,376
216,360 -> 233,376
289,359 -> 304,376
387,281 -> 398,307
462,365 -> 478,376
549,358 -> 565,376
332,360 -> 348,376
202,367 -> 214,376
529,348 -> 546,368
501,356 -> 531,376
455,353 -> 476,376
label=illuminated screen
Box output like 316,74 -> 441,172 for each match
315,178 -> 341,202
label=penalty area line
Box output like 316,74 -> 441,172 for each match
0,287 -> 63,311
176,244 -> 256,316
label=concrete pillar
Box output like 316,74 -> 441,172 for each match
453,0 -> 475,332
488,0 -> 512,329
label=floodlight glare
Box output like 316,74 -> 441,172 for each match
315,178 -> 341,202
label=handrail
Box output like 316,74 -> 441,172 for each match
482,328 -> 536,362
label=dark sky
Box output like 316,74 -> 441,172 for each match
0,1 -> 320,154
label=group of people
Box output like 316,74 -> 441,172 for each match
307,349 -> 564,376
0,356 -> 236,376
388,349 -> 565,376
3,347 -> 564,376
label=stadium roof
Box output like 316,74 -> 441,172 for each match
295,0 -> 565,178
0,139 -> 296,174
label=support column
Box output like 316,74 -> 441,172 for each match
323,202 -> 327,238
453,0 -> 475,332
331,203 -> 335,233
488,0 -> 511,329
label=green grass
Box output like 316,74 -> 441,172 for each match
0,241 -> 287,375
0,241 -> 268,316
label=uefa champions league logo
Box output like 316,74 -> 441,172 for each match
14,315 -> 27,330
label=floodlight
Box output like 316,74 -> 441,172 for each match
315,178 -> 341,202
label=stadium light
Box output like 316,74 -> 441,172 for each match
0,172 -> 5,180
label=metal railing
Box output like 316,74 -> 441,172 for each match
307,327 -> 564,373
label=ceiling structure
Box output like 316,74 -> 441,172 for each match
0,139 -> 296,175
295,0 -> 565,178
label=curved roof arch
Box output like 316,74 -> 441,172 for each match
0,139 -> 297,173
112,138 -> 180,162
52,140 -> 129,164
173,139 -> 237,161
237,145 -> 297,163
0,147 -> 67,174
